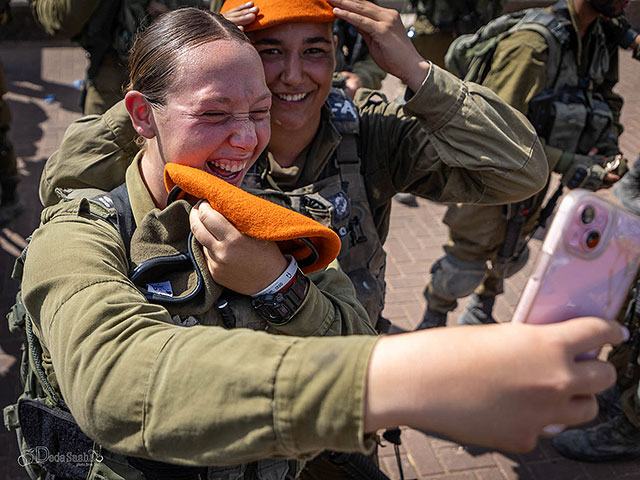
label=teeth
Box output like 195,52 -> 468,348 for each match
277,92 -> 308,102
209,160 -> 247,173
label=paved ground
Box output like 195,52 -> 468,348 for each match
0,38 -> 640,479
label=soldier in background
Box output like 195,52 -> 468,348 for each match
552,159 -> 640,462
31,0 -> 211,114
334,15 -> 386,97
420,0 -> 629,330
407,0 -> 505,69
0,0 -> 21,226
551,17 -> 640,462
395,0 -> 505,205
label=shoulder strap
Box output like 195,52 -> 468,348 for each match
108,182 -> 136,259
514,8 -> 571,89
327,88 -> 361,177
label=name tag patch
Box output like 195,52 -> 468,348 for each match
147,281 -> 174,298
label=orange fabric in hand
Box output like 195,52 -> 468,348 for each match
165,163 -> 341,274
220,0 -> 335,32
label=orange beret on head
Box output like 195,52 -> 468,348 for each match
164,163 -> 342,274
221,0 -> 335,32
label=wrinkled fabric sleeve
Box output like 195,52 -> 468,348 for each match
356,58 -> 548,208
22,204 -> 378,466
32,0 -> 102,37
39,100 -> 138,207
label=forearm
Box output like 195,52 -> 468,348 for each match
363,320 -> 623,453
403,65 -> 548,204
52,297 -> 377,465
24,217 -> 378,465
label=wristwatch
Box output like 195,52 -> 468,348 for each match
252,269 -> 310,325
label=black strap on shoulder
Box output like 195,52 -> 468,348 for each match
108,183 -> 136,259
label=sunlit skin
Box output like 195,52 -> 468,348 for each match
126,38 -> 288,296
247,22 -> 336,167
126,40 -> 272,207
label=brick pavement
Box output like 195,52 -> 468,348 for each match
0,37 -> 640,480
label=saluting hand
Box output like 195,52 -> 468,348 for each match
328,0 -> 430,92
222,1 -> 259,30
189,201 -> 289,295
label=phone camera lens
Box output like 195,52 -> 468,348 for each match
581,205 -> 595,224
585,230 -> 600,249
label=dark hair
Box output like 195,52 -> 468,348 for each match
127,8 -> 249,107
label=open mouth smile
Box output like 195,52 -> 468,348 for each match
206,159 -> 248,183
275,92 -> 309,102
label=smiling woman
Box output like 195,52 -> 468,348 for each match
17,8 -> 379,480
16,4 -> 632,480
123,13 -> 272,204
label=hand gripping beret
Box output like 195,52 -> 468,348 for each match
164,163 -> 341,274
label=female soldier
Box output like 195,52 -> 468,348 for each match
40,0 -> 549,334
17,6 -> 629,480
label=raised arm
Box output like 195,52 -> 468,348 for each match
331,0 -> 548,206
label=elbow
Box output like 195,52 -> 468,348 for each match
517,135 -> 549,198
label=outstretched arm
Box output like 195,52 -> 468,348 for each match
365,318 -> 625,452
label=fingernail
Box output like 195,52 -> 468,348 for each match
542,424 -> 566,436
194,199 -> 204,209
621,326 -> 630,342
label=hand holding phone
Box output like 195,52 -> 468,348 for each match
512,189 -> 640,326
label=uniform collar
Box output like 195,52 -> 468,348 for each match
255,103 -> 342,191
125,151 -> 158,226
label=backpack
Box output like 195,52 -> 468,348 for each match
444,7 -> 571,85
3,185 -> 140,480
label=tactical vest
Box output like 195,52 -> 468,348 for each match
243,89 -> 387,328
526,2 -> 613,155
4,188 -> 299,480
446,1 -> 613,156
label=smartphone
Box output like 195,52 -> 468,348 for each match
512,189 -> 640,325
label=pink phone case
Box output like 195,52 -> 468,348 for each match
512,189 -> 640,325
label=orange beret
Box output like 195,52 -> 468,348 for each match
221,0 -> 335,32
164,163 -> 342,274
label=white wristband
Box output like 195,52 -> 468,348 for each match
251,255 -> 298,297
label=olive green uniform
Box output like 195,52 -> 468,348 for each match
425,1 -> 624,318
40,64 -> 548,330
19,152 -> 377,478
24,60 -> 547,478
408,0 -> 504,69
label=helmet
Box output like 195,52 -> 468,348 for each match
586,0 -> 625,18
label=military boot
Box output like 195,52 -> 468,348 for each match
552,413 -> 640,462
457,294 -> 497,325
415,308 -> 447,330
596,385 -> 624,421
